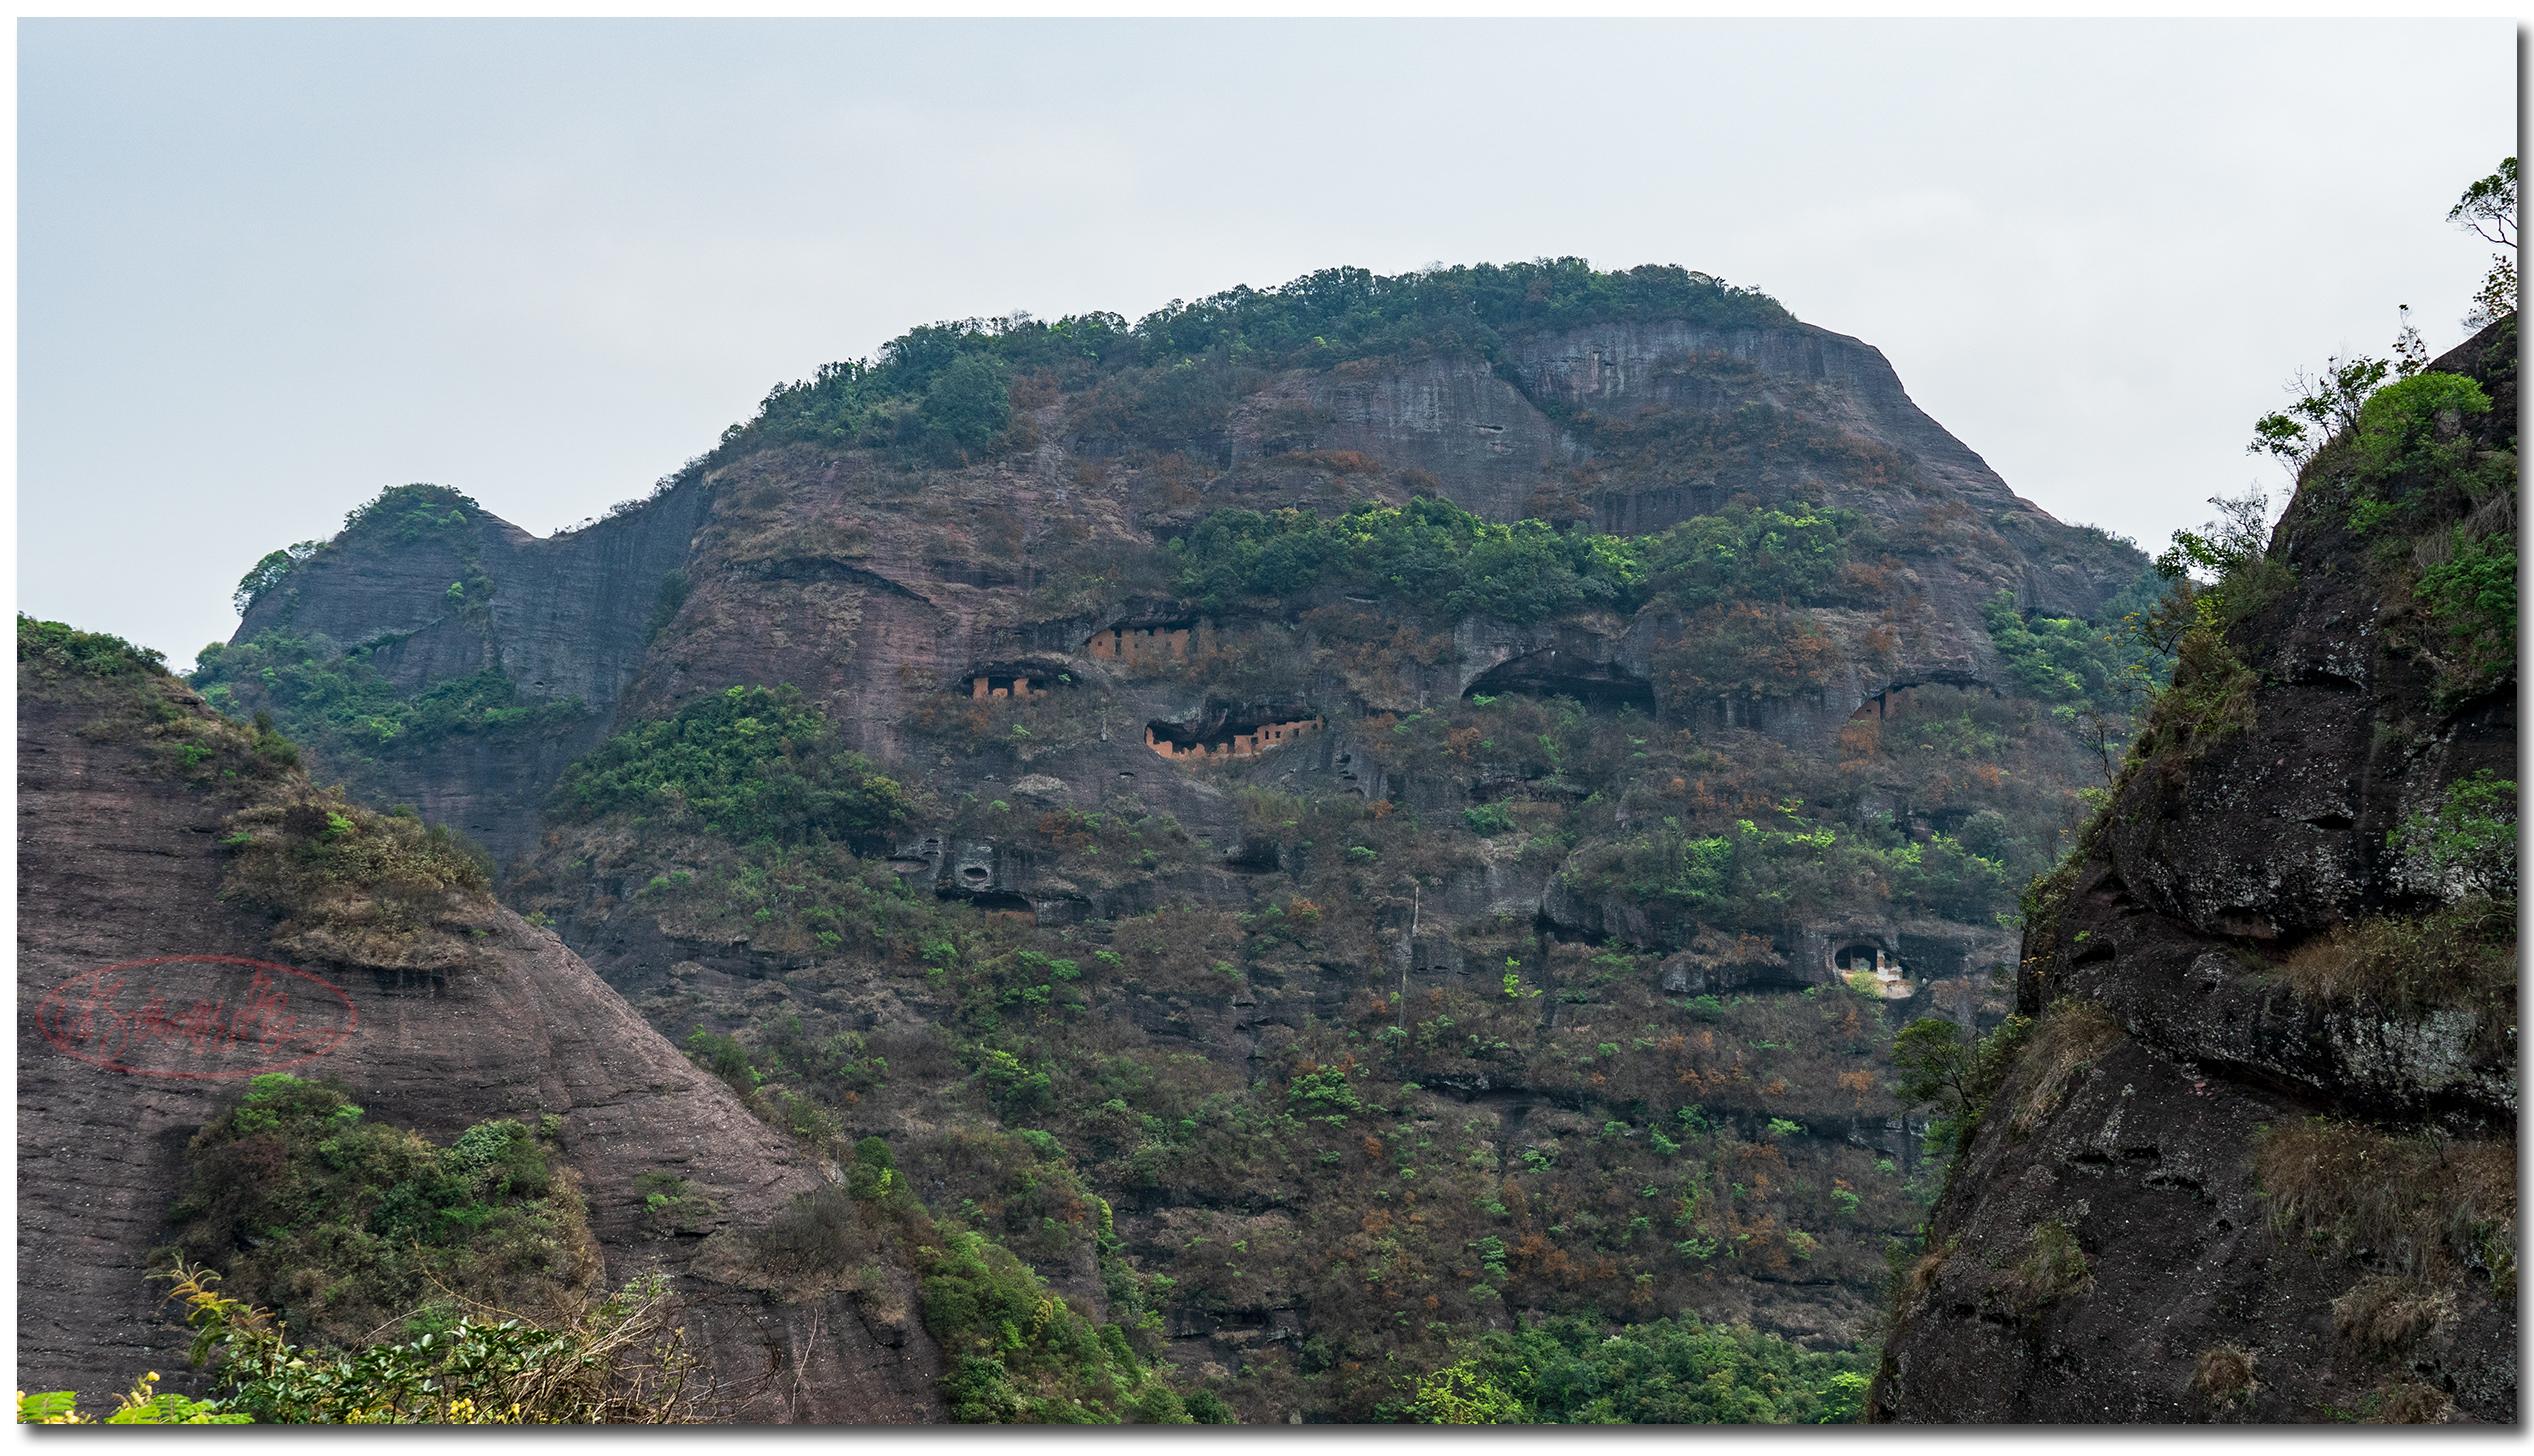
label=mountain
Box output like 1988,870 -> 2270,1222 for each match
186,260 -> 2156,1422
1871,317 -> 2519,1423
16,622 -> 943,1421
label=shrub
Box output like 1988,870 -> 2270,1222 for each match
2330,1276 -> 2446,1352
2268,898 -> 2513,1023
2348,371 -> 2493,484
2388,770 -> 2516,897
751,1187 -> 879,1284
2003,1218 -> 2092,1312
2254,1119 -> 2515,1292
2128,626 -> 2255,762
2191,1344 -> 2258,1410
154,1263 -> 694,1423
218,790 -> 494,969
2413,528 -> 2516,690
916,353 -> 1013,458
167,1076 -> 595,1347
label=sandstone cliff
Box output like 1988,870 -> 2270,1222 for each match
184,263 -> 2159,1420
1871,318 -> 2519,1423
15,640 -> 943,1421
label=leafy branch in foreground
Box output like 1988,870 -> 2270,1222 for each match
41,1263 -> 703,1425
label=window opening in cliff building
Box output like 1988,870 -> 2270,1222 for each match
1145,712 -> 1325,762
969,672 -> 1043,700
1084,620 -> 1202,664
1834,942 -> 1905,984
1463,650 -> 1655,713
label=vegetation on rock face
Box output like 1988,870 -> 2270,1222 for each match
19,613 -> 169,680
2254,1120 -> 2516,1296
168,1075 -> 596,1347
735,260 -> 1790,460
1171,496 -> 1647,623
1168,496 -> 1877,628
752,1137 -> 1210,1424
30,1263 -> 697,1424
551,685 -> 914,844
1872,167 -> 2520,1424
219,789 -> 494,970
1398,1314 -> 1871,1424
194,632 -> 588,764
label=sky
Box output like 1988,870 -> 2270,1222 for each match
18,18 -> 2518,666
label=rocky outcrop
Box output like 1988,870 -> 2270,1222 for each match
1871,319 -> 2519,1424
15,674 -> 942,1421
220,290 -> 2141,878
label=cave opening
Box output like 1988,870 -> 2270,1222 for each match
1464,651 -> 1656,713
963,891 -> 1037,922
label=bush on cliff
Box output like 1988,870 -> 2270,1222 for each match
553,685 -> 913,844
168,1075 -> 597,1349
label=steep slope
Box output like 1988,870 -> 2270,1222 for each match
194,261 -> 2159,1421
1871,318 -> 2519,1423
15,624 -> 943,1421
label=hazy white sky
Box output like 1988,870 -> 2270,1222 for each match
19,18 -> 2517,665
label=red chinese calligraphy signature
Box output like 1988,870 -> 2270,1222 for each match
33,956 -> 355,1079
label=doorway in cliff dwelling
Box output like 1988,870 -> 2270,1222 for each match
1144,709 -> 1324,762
1463,650 -> 1656,713
1083,619 -> 1201,665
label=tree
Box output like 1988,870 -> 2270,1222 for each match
1404,1359 -> 1529,1424
2449,157 -> 2517,329
1889,1017 -> 1978,1116
2248,356 -> 2388,474
916,352 -> 1012,457
232,541 -> 323,616
2152,487 -> 2271,590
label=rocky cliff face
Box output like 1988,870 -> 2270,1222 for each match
1871,318 -> 2518,1423
187,265 -> 2159,1421
226,304 -> 2136,863
16,652 -> 942,1421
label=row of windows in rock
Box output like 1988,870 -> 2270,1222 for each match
1083,620 -> 1205,664
1142,714 -> 1324,761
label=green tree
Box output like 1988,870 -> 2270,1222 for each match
1404,1360 -> 1529,1424
2248,357 -> 2389,474
2450,157 -> 2517,329
917,352 -> 1012,457
233,541 -> 324,615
